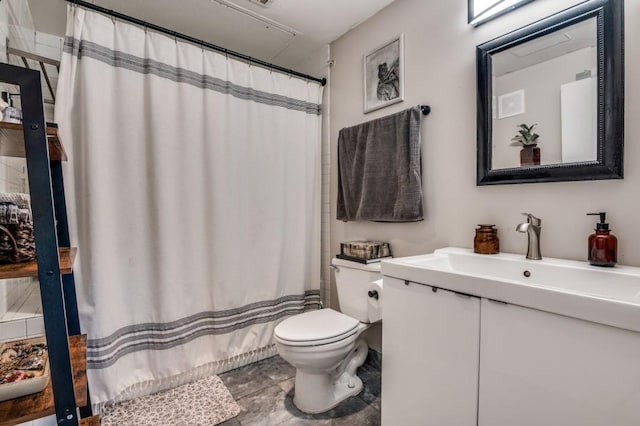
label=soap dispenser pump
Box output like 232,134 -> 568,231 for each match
587,212 -> 617,267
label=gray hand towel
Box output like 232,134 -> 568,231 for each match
337,106 -> 423,222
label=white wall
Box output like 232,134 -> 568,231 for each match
329,0 -> 639,350
297,45 -> 332,308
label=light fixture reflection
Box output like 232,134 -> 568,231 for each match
469,0 -> 536,26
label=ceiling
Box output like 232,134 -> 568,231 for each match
26,0 -> 396,74
492,17 -> 597,77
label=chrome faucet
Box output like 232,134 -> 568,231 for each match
516,213 -> 542,260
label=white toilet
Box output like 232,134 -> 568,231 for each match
274,257 -> 382,413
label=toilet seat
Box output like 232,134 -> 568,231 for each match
274,308 -> 359,347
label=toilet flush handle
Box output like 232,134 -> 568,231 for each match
368,290 -> 379,300
330,264 -> 340,272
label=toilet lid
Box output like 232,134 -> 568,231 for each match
274,309 -> 359,346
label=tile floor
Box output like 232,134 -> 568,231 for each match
219,352 -> 381,425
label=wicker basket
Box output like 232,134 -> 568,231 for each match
0,193 -> 35,264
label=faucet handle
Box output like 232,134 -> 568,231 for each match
521,212 -> 541,226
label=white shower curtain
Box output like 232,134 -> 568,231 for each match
55,6 -> 322,409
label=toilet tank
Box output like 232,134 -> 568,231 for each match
332,258 -> 382,323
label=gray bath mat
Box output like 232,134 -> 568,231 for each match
101,375 -> 241,425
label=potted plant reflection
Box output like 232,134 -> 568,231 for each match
511,123 -> 540,166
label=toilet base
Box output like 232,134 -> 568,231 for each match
292,340 -> 368,414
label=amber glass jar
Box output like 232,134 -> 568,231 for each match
474,224 -> 499,254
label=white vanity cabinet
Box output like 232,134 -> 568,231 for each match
479,299 -> 640,426
382,275 -> 640,426
382,248 -> 640,425
381,277 -> 480,426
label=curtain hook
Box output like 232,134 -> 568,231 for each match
110,11 -> 115,25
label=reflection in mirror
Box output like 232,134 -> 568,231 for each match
476,0 -> 624,185
491,18 -> 597,169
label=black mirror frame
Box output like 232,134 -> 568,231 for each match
476,0 -> 624,186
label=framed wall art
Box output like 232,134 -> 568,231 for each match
498,89 -> 525,119
363,33 -> 404,113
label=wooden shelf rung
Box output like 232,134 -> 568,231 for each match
80,415 -> 100,426
0,334 -> 87,426
0,122 -> 67,161
0,247 -> 77,280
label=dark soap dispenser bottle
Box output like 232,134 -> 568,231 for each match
587,212 -> 617,267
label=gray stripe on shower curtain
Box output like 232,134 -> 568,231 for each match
63,37 -> 322,115
87,290 -> 321,369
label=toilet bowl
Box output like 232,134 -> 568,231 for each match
274,258 -> 382,413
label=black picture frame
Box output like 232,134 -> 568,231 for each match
363,34 -> 405,113
476,0 -> 624,185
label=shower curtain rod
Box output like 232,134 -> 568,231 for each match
65,0 -> 327,86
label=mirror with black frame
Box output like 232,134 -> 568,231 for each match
476,0 -> 624,185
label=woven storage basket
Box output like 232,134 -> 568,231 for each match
0,193 -> 35,264
339,241 -> 391,261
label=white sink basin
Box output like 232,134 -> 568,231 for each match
382,247 -> 640,332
